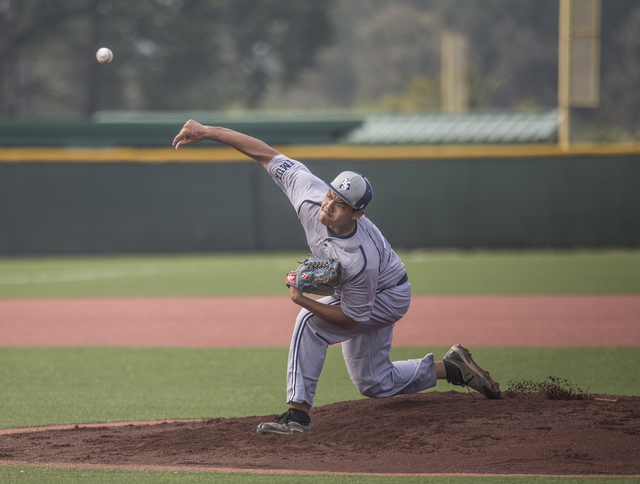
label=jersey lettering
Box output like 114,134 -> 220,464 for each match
274,160 -> 295,180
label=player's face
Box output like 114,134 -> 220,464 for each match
319,190 -> 363,233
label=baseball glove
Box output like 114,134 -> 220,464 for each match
285,257 -> 341,296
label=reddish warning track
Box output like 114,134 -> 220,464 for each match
1,295 -> 638,347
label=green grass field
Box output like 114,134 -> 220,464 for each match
1,249 -> 638,298
2,466 -> 638,484
1,467 -> 639,484
1,249 -> 639,483
2,346 -> 637,430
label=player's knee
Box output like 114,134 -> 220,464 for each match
360,387 -> 378,398
353,379 -> 382,398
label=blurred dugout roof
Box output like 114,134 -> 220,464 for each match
0,109 -> 558,147
344,110 -> 558,144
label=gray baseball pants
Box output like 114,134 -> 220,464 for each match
286,282 -> 437,408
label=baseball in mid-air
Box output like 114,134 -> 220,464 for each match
96,47 -> 113,64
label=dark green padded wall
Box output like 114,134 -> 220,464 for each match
1,155 -> 638,254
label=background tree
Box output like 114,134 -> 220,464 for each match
0,0 -> 334,118
267,0 -> 640,139
3,0 -> 640,141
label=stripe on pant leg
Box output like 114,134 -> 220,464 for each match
289,300 -> 341,405
290,311 -> 312,404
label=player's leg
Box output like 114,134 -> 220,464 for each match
257,295 -> 347,434
286,296 -> 346,409
341,324 -> 438,397
341,282 -> 439,397
342,340 -> 500,399
282,293 -> 400,409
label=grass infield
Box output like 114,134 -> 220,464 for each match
0,249 -> 639,298
1,466 -> 639,484
1,346 -> 638,430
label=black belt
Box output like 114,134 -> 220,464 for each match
396,272 -> 409,286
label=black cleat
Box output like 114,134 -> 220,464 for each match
256,408 -> 314,434
443,344 -> 501,399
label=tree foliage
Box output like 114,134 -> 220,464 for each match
3,0 -> 640,138
0,0 -> 333,117
268,0 -> 640,138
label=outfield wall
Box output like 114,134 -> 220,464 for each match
1,147 -> 639,254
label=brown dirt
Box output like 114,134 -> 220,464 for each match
1,391 -> 639,476
2,295 -> 639,347
1,294 -> 639,476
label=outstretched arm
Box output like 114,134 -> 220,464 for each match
172,119 -> 280,167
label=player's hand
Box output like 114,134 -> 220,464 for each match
289,285 -> 304,304
172,119 -> 208,149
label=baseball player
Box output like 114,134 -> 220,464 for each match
173,120 -> 501,434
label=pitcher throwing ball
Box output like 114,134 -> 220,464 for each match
173,120 -> 501,434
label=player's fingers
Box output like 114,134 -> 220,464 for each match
172,120 -> 195,145
172,120 -> 202,149
175,138 -> 193,150
172,130 -> 190,149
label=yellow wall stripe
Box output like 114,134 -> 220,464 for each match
1,143 -> 640,163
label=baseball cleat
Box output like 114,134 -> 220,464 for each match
443,344 -> 501,399
256,408 -> 314,434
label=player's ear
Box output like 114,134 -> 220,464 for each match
351,209 -> 365,220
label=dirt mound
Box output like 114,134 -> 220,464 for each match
1,391 -> 639,476
505,375 -> 590,400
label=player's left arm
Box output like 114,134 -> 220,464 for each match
289,287 -> 359,330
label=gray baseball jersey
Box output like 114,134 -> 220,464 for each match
269,155 -> 406,319
268,154 -> 437,408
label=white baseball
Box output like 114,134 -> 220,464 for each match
96,47 -> 113,64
